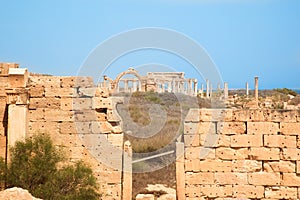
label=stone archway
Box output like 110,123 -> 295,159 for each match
111,68 -> 145,93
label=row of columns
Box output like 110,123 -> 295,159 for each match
117,79 -> 142,93
155,79 -> 197,96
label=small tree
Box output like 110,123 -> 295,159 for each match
1,134 -> 100,200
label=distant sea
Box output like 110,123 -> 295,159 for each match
295,89 -> 300,94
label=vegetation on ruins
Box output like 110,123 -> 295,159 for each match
0,134 -> 100,200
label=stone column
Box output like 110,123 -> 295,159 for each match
6,89 -> 29,150
255,76 -> 259,101
168,81 -> 172,93
193,79 -> 198,96
206,79 -> 210,98
132,80 -> 137,92
246,82 -> 249,97
224,82 -> 228,99
176,142 -> 185,200
122,140 -> 132,200
210,83 -> 213,98
124,80 -> 128,93
218,83 -> 221,91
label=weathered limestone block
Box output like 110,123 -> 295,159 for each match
216,147 -> 248,160
67,146 -> 85,160
185,172 -> 215,185
249,147 -> 280,160
214,135 -> 231,147
185,122 -> 215,135
200,185 -> 232,198
184,122 -> 199,135
44,109 -> 75,122
185,147 -> 201,160
29,76 -> 60,88
198,160 -> 232,172
60,76 -> 77,88
59,121 -> 77,134
185,185 -> 201,198
248,172 -> 280,186
185,159 -> 200,172
232,109 -> 249,122
231,160 -> 262,172
29,97 -> 61,109
264,186 -> 297,199
95,112 -> 107,121
91,121 -> 113,134
215,172 -> 247,185
51,133 -> 81,147
95,87 -> 109,98
199,133 -> 219,147
248,109 -> 265,121
94,170 -> 122,184
264,161 -> 295,173
28,121 -> 59,135
184,134 -> 200,147
281,173 -> 300,186
231,134 -> 262,147
185,109 -> 200,122
73,76 -> 94,88
72,122 -> 92,134
264,135 -> 296,148
136,194 -> 155,200
233,185 -> 264,199
60,97 -> 73,110
0,77 -> 8,88
107,133 -> 123,148
78,87 -> 96,97
275,110 -> 297,122
28,109 -> 45,121
72,97 -> 92,110
297,161 -> 300,173
217,122 -> 246,135
281,148 -> 300,160
93,97 -> 112,109
198,109 -> 233,122
45,87 -> 76,97
100,184 -> 121,200
247,122 -> 279,135
280,122 -> 300,135
28,86 -> 44,97
74,110 -> 96,122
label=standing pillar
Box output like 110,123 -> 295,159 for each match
168,81 -> 172,93
193,79 -> 198,97
187,79 -> 193,96
176,142 -> 185,200
254,77 -> 259,102
6,90 -> 29,153
210,83 -> 213,98
224,82 -> 228,99
122,140 -> 132,200
206,79 -> 210,98
246,82 -> 249,98
124,80 -> 128,93
132,80 -> 137,92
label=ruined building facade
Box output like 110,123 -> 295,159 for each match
1,63 -> 300,199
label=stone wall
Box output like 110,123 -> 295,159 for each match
182,108 -> 300,200
0,63 -> 125,199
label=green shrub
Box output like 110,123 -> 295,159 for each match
1,134 -> 100,200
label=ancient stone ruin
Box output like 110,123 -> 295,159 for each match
0,62 -> 300,199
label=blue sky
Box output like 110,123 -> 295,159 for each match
0,0 -> 300,89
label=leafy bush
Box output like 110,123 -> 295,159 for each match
0,134 -> 100,200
